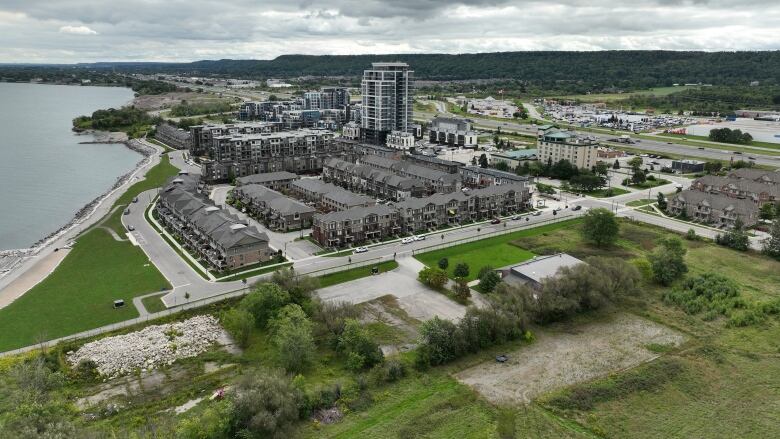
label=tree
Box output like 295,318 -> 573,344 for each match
763,219 -> 780,259
418,317 -> 460,366
231,368 -> 300,439
478,266 -> 502,293
627,156 -> 643,172
570,172 -> 605,192
269,304 -> 315,373
438,257 -> 449,270
613,159 -> 620,170
221,308 -> 254,348
656,192 -> 667,210
648,236 -> 688,286
478,153 -> 489,168
594,161 -> 609,176
338,319 -> 383,370
759,203 -> 775,220
454,277 -> 471,301
631,169 -> 647,185
453,262 -> 470,278
703,161 -> 722,174
270,270 -> 320,306
418,267 -> 449,289
715,218 -> 750,251
536,182 -> 556,195
240,283 -> 291,327
494,161 -> 510,172
581,208 -> 619,247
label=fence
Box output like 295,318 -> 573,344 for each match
0,213 -> 580,357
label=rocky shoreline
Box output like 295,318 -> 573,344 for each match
0,138 -> 156,261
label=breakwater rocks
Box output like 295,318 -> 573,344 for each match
67,315 -> 225,378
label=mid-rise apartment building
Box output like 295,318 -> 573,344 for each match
428,116 -> 478,148
361,62 -> 413,145
200,129 -> 343,183
189,122 -> 281,157
537,128 -> 599,169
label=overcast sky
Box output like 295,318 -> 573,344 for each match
0,0 -> 778,63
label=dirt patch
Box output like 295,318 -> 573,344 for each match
132,92 -> 233,111
360,295 -> 420,356
454,313 -> 685,404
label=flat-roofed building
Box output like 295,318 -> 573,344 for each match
189,121 -> 281,156
537,128 -> 599,169
497,253 -> 584,289
428,116 -> 478,148
361,62 -> 413,145
460,166 -> 533,188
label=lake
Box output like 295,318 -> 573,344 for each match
0,82 -> 140,250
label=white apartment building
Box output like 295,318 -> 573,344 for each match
386,130 -> 415,150
361,62 -> 414,145
537,128 -> 599,169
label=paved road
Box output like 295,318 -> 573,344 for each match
416,110 -> 780,168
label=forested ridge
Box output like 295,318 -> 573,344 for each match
2,51 -> 778,87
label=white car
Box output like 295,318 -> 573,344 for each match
401,237 -> 414,244
413,235 -> 426,241
354,246 -> 368,253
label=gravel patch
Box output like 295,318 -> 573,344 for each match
67,315 -> 225,378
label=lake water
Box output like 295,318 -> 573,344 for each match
0,82 -> 141,250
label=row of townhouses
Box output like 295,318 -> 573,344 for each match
359,155 -> 461,194
154,122 -> 191,150
231,184 -> 316,231
667,168 -> 780,228
311,183 -> 532,248
289,179 -> 376,212
236,171 -> 300,192
156,176 -> 273,271
460,166 -> 533,188
323,158 -> 427,201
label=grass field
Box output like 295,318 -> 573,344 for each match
317,260 -> 400,288
580,187 -> 630,198
103,154 -> 180,235
625,199 -> 655,207
414,220 -> 577,281
659,132 -> 780,151
0,230 -> 171,352
552,86 -> 699,103
140,293 -> 168,314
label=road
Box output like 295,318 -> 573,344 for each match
416,110 -> 780,168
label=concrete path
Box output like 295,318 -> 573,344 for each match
316,256 -> 467,322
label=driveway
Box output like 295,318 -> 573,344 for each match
316,256 -> 467,322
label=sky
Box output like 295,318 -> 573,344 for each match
0,0 -> 778,63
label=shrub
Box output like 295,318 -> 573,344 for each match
418,267 -> 449,289
648,236 -> 687,286
240,283 -> 291,327
453,262 -> 470,278
338,319 -> 383,370
269,305 -> 316,373
221,308 -> 254,348
438,258 -> 449,270
663,272 -> 743,317
685,228 -> 698,241
231,368 -> 301,438
478,270 -> 502,293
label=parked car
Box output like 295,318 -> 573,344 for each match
532,211 -> 542,216
572,205 -> 582,211
413,235 -> 426,241
698,147 -> 705,150
354,246 -> 368,253
401,237 -> 414,244
127,225 -> 135,231
490,218 -> 501,224
512,215 -> 523,220
132,197 -> 139,203
734,151 -> 743,154
123,208 -> 130,215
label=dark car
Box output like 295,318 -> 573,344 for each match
490,218 -> 501,224
572,205 -> 582,211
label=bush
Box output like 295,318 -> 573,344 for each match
418,267 -> 449,289
685,228 -> 698,241
231,368 -> 301,439
478,269 -> 502,293
338,319 -> 383,370
240,283 -> 291,327
373,359 -> 406,383
176,399 -> 233,439
269,305 -> 316,373
663,272 -> 743,318
221,308 -> 254,348
437,258 -> 449,270
453,262 -> 470,278
648,236 -> 687,286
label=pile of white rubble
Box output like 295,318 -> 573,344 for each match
67,315 -> 224,378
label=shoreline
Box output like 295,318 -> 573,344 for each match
0,138 -> 161,294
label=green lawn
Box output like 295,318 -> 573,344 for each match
581,187 -> 630,198
625,199 -> 655,207
414,220 -> 577,281
659,132 -> 780,151
552,86 -> 699,103
628,178 -> 671,190
317,261 -> 400,288
140,293 -> 168,314
0,229 -> 171,352
103,155 -> 180,235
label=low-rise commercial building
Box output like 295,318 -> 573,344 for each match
490,149 -> 538,170
157,177 -> 273,271
672,160 -> 705,174
497,253 -> 584,289
428,116 -> 478,148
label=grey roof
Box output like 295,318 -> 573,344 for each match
673,190 -> 760,214
728,168 -> 780,184
315,204 -> 396,223
266,197 -> 316,216
291,178 -> 340,195
394,192 -> 469,210
323,190 -> 374,207
237,171 -> 299,186
509,253 -> 584,284
469,183 -> 528,197
462,166 -> 530,182
694,175 -> 780,198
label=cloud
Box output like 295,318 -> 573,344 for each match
0,1 -> 776,62
58,25 -> 98,35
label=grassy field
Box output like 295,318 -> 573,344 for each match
625,198 -> 655,207
414,220 -> 577,281
0,155 -> 181,352
0,229 -> 171,352
317,260 -> 400,288
580,187 -> 630,198
103,154 -> 180,235
551,86 -> 700,103
659,132 -> 780,151
140,293 -> 168,314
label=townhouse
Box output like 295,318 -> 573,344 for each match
322,158 -> 426,201
311,205 -> 401,248
667,190 -> 760,228
231,184 -> 315,231
289,179 -> 375,212
690,175 -> 780,205
236,171 -> 299,192
460,166 -> 533,188
360,155 -> 461,194
156,177 -> 273,271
